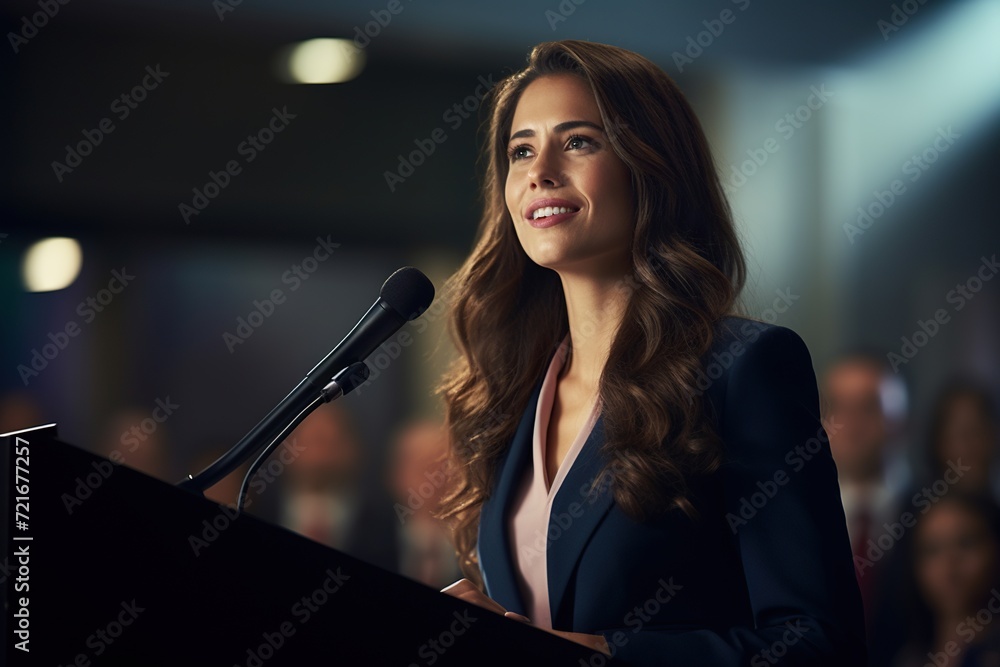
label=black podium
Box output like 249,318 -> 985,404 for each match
1,425 -> 609,666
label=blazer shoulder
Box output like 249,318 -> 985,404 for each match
700,316 -> 817,423
711,315 -> 774,346
709,315 -> 812,363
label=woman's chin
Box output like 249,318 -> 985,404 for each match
525,249 -> 630,280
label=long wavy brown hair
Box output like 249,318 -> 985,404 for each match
436,40 -> 747,585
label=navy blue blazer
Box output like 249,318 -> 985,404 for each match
477,317 -> 867,666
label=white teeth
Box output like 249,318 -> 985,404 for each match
532,206 -> 575,220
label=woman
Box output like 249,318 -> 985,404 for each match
926,379 -> 998,500
437,40 -> 866,665
890,493 -> 1000,667
870,379 -> 1000,665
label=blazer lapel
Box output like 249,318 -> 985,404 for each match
477,379 -> 542,614
546,413 -> 615,628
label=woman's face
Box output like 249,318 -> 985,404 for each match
504,73 -> 634,279
915,501 -> 998,616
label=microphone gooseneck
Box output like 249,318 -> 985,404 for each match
178,267 -> 434,494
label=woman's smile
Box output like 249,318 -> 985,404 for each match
525,197 -> 582,228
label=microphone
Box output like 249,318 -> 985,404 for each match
302,266 -> 435,395
179,266 -> 435,494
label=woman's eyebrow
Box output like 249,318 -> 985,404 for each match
508,120 -> 605,142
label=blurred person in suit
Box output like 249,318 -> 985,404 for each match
270,402 -> 398,572
437,40 -> 866,665
388,419 -> 461,589
889,493 -> 1000,667
822,352 -> 909,628
276,402 -> 362,551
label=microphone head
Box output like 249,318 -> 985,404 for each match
380,267 -> 435,321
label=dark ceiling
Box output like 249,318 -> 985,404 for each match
1,0 -> 952,249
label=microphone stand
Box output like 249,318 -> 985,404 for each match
235,362 -> 369,513
178,362 -> 370,494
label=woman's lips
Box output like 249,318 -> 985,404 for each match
527,207 -> 581,228
524,198 -> 581,228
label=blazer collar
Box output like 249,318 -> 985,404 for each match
545,412 -> 615,626
478,377 -> 615,626
477,379 -> 540,614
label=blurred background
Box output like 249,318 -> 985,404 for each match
2,1 -> 999,663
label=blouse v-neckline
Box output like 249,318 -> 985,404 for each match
533,334 -> 602,501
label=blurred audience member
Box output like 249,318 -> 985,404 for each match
387,420 -> 460,589
890,494 -> 1000,667
277,403 -> 363,551
0,391 -> 45,434
927,379 -> 999,502
823,352 -> 909,627
268,403 -> 397,572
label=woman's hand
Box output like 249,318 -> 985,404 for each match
503,611 -> 611,655
440,578 -> 508,616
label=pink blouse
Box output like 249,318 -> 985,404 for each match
506,335 -> 602,630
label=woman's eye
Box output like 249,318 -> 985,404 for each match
567,135 -> 595,151
508,145 -> 532,162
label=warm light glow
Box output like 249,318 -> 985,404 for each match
285,38 -> 365,84
22,237 -> 83,292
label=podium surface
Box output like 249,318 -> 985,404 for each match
2,425 -> 609,666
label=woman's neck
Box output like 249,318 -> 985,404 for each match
557,270 -> 630,389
